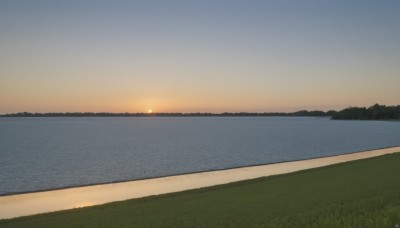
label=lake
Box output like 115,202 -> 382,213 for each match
0,117 -> 399,195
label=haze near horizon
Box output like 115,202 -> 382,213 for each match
1,0 -> 399,114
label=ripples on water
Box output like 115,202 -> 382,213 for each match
0,117 -> 399,195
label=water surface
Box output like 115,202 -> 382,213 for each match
0,117 -> 399,195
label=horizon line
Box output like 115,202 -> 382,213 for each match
2,103 -> 399,116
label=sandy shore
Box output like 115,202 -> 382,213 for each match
1,146 -> 399,219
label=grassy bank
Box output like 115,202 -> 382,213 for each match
1,153 -> 400,227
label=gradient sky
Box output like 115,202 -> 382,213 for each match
1,0 -> 399,113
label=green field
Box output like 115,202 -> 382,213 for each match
1,153 -> 400,227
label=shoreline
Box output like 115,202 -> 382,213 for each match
1,145 -> 399,197
1,146 -> 400,219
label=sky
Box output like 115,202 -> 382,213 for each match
1,0 -> 399,113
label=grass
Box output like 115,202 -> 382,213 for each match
1,153 -> 400,227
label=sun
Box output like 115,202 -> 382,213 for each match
147,109 -> 153,114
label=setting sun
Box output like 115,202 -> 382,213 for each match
147,109 -> 153,114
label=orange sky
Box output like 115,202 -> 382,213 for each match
1,1 -> 399,113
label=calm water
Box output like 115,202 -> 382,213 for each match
0,117 -> 399,195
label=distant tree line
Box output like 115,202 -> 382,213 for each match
0,110 -> 335,117
2,104 -> 398,120
332,104 -> 400,120
220,110 -> 337,117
